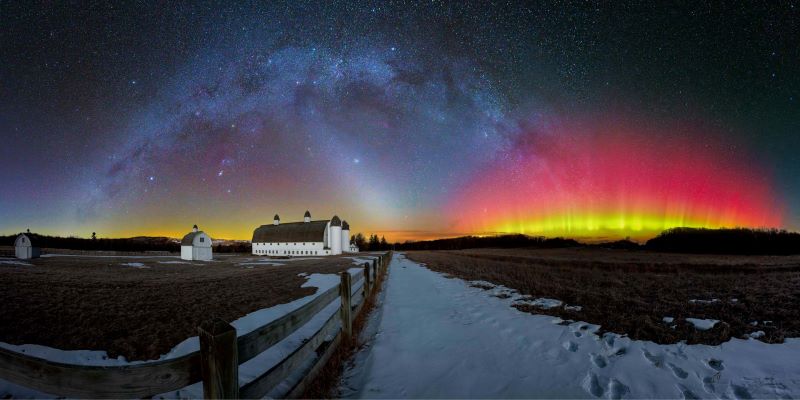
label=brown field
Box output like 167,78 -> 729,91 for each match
406,248 -> 800,345
0,253 -> 363,361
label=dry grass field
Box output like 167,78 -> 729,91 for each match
406,248 -> 800,345
0,253 -> 360,361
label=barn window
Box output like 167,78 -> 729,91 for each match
200,237 -> 204,243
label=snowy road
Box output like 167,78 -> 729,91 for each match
340,253 -> 800,399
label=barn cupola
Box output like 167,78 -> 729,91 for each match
304,210 -> 311,223
273,214 -> 280,225
330,215 -> 341,226
192,224 -> 198,233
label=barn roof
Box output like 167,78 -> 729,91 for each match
15,232 -> 42,247
330,215 -> 341,227
252,220 -> 328,243
342,220 -> 349,230
181,231 -> 210,246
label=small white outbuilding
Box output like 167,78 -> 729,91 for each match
180,225 -> 212,261
14,230 -> 41,259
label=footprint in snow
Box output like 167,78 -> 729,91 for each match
608,378 -> 630,400
676,384 -> 699,400
583,372 -> 606,398
590,353 -> 608,368
729,384 -> 752,400
574,331 -> 583,338
562,341 -> 579,352
708,358 -> 724,371
582,372 -> 629,399
603,334 -> 615,348
642,349 -> 664,368
703,374 -> 720,394
667,362 -> 689,379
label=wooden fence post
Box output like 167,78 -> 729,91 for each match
363,262 -> 371,295
198,318 -> 239,399
339,271 -> 352,342
372,260 -> 378,287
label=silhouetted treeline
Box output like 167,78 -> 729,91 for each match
590,239 -> 642,250
2,234 -> 254,254
1,234 -> 180,252
394,234 -> 581,251
214,242 -> 251,253
645,227 -> 800,255
351,233 -> 391,251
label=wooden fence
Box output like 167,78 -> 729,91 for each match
0,252 -> 393,399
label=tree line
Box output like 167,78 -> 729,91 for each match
350,233 -> 391,251
2,233 -> 250,253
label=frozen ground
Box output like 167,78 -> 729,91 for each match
340,253 -> 800,399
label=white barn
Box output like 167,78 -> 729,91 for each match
14,230 -> 41,259
180,225 -> 213,261
251,211 -> 357,257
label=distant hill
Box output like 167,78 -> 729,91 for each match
645,227 -> 800,255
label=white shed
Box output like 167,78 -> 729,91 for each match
14,231 -> 41,259
180,225 -> 213,261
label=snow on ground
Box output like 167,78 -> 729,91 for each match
686,318 -> 720,331
157,261 -> 190,264
469,279 -> 581,314
346,255 -> 379,266
690,299 -> 721,305
517,297 -> 564,309
0,258 -> 32,266
0,272 -> 349,399
120,262 -> 149,268
340,253 -> 800,399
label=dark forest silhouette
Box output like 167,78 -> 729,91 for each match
644,227 -> 800,255
0,234 -> 248,253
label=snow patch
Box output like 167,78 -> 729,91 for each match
662,317 -> 674,324
686,318 -> 719,331
0,259 -> 32,266
516,297 -> 563,309
689,298 -> 720,305
346,256 -> 378,266
120,262 -> 149,269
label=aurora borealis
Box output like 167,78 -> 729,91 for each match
448,115 -> 785,240
1,2 -> 798,242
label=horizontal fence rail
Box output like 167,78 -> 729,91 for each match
0,252 -> 392,399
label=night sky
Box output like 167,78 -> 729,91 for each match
1,1 -> 798,242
